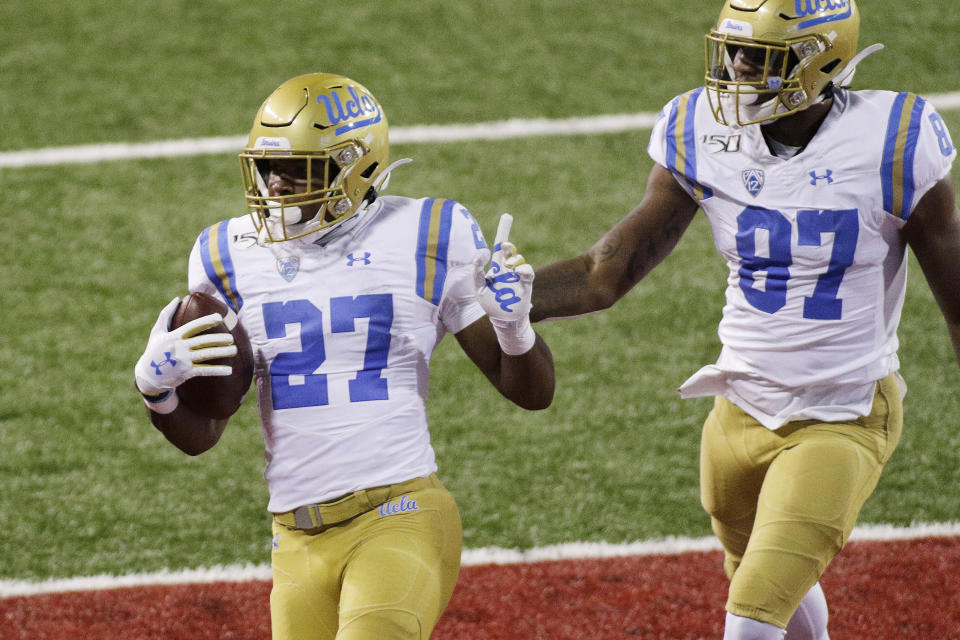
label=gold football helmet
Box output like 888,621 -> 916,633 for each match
239,73 -> 391,242
705,0 -> 873,126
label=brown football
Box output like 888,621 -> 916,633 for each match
170,292 -> 254,419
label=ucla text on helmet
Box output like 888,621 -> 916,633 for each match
316,85 -> 382,135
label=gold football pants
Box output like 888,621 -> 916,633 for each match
269,475 -> 462,640
700,373 -> 902,628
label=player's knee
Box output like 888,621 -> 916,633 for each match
339,608 -> 423,640
768,515 -> 843,551
728,521 -> 840,628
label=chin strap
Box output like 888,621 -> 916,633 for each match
834,43 -> 884,88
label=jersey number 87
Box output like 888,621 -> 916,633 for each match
736,207 -> 859,320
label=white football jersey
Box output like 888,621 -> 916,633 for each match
187,196 -> 489,511
648,88 -> 956,429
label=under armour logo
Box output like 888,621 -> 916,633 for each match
809,169 -> 834,185
150,352 -> 177,376
347,252 -> 372,266
272,534 -> 280,551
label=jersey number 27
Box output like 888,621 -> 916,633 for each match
262,294 -> 393,410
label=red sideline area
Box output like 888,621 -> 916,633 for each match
2,537 -> 958,639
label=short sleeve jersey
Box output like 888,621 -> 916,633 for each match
187,196 -> 489,511
648,88 -> 956,429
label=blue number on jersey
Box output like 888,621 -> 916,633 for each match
929,113 -> 955,157
263,299 -> 328,409
262,294 -> 394,409
330,294 -> 393,402
736,207 -> 859,320
736,206 -> 793,314
797,209 -> 859,319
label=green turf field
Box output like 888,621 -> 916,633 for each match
2,1 -> 958,580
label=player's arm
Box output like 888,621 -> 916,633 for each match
134,297 -> 236,455
454,318 -> 555,410
464,213 -> 554,410
902,176 -> 960,366
530,163 -> 700,321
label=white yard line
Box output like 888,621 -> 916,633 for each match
1,521 -> 958,598
2,91 -> 959,169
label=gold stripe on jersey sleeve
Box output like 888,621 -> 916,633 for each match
670,91 -> 708,200
891,93 -> 918,219
672,92 -> 691,178
421,198 -> 446,304
206,223 -> 240,312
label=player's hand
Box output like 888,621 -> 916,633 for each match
473,213 -> 534,322
473,213 -> 536,355
134,297 -> 237,397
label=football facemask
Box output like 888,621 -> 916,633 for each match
241,141 -> 368,242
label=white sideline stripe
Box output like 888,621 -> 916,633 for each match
2,90 -> 959,169
2,521 -> 958,598
0,115 -> 658,169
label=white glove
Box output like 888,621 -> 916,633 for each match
134,297 -> 237,413
473,213 -> 536,355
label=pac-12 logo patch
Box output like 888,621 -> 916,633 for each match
277,256 -> 300,281
742,169 -> 765,197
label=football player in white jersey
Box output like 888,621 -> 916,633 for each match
133,73 -> 555,640
509,1 -> 960,639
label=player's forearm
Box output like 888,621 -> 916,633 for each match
531,254 -> 620,322
147,401 -> 228,456
495,334 -> 555,409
